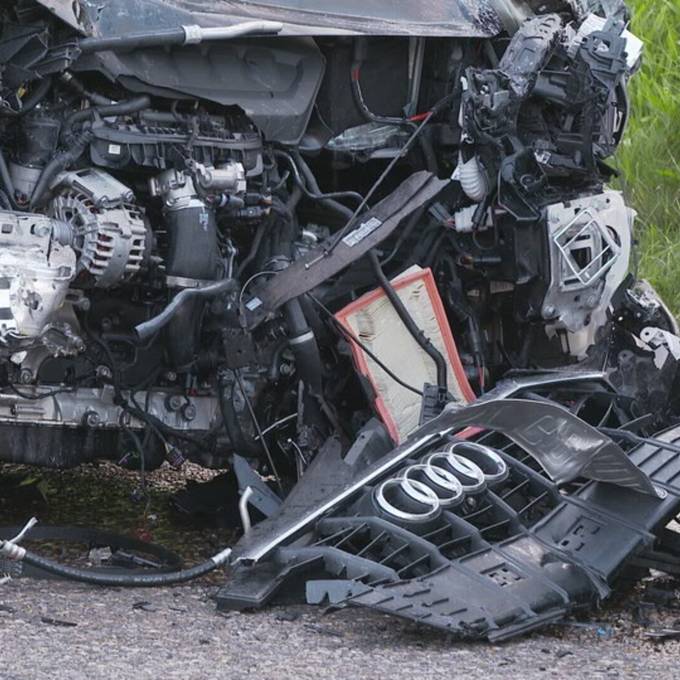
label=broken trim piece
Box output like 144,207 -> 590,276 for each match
232,380 -> 656,565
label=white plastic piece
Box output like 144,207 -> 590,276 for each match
543,190 -> 633,357
637,327 -> 680,370
453,204 -> 492,233
569,14 -> 643,71
457,156 -> 488,202
192,21 -> 283,44
182,24 -> 203,45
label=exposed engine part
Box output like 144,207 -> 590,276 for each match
0,384 -> 219,432
49,169 -> 147,287
0,210 -> 76,339
192,161 -> 247,195
8,109 -> 62,200
2,0 -> 680,644
89,116 -> 264,174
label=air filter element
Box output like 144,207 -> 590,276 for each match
335,266 -> 474,442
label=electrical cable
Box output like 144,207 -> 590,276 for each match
309,294 -> 423,396
367,250 -> 448,392
274,150 -> 364,207
234,369 -> 284,495
325,93 -> 454,257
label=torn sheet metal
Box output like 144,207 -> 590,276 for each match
39,0 -> 506,37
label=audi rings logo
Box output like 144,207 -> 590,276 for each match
373,442 -> 509,523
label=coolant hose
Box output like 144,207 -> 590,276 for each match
63,95 -> 151,138
29,132 -> 92,209
77,21 -> 283,54
135,278 -> 238,341
1,539 -> 231,587
283,298 -> 324,396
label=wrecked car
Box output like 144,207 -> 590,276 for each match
2,0 -> 680,641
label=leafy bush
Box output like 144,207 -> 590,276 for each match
618,0 -> 680,313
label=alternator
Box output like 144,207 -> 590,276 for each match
49,168 -> 147,287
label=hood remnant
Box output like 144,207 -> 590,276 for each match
2,0 -> 680,641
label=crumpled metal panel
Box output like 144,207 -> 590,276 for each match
38,0 -> 504,37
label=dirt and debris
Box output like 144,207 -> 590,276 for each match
0,461 -> 235,574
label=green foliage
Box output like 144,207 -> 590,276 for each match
618,0 -> 680,313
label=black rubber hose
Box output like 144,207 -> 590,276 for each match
292,150 -> 364,207
60,73 -> 112,106
350,39 -> 404,126
283,298 -> 324,396
79,28 -> 188,54
367,249 -> 448,392
236,218 -> 269,276
15,545 -> 231,586
274,150 -> 359,218
63,95 -> 151,137
135,278 -> 238,341
29,132 -> 92,209
0,148 -> 18,208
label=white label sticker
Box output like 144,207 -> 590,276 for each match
245,297 -> 263,311
342,217 -> 383,248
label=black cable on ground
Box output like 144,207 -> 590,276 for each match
11,545 -> 231,586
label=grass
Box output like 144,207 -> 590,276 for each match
618,0 -> 680,314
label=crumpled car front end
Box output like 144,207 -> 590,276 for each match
1,0 -> 679,641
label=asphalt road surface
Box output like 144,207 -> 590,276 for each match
2,463 -> 680,679
2,578 -> 680,680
